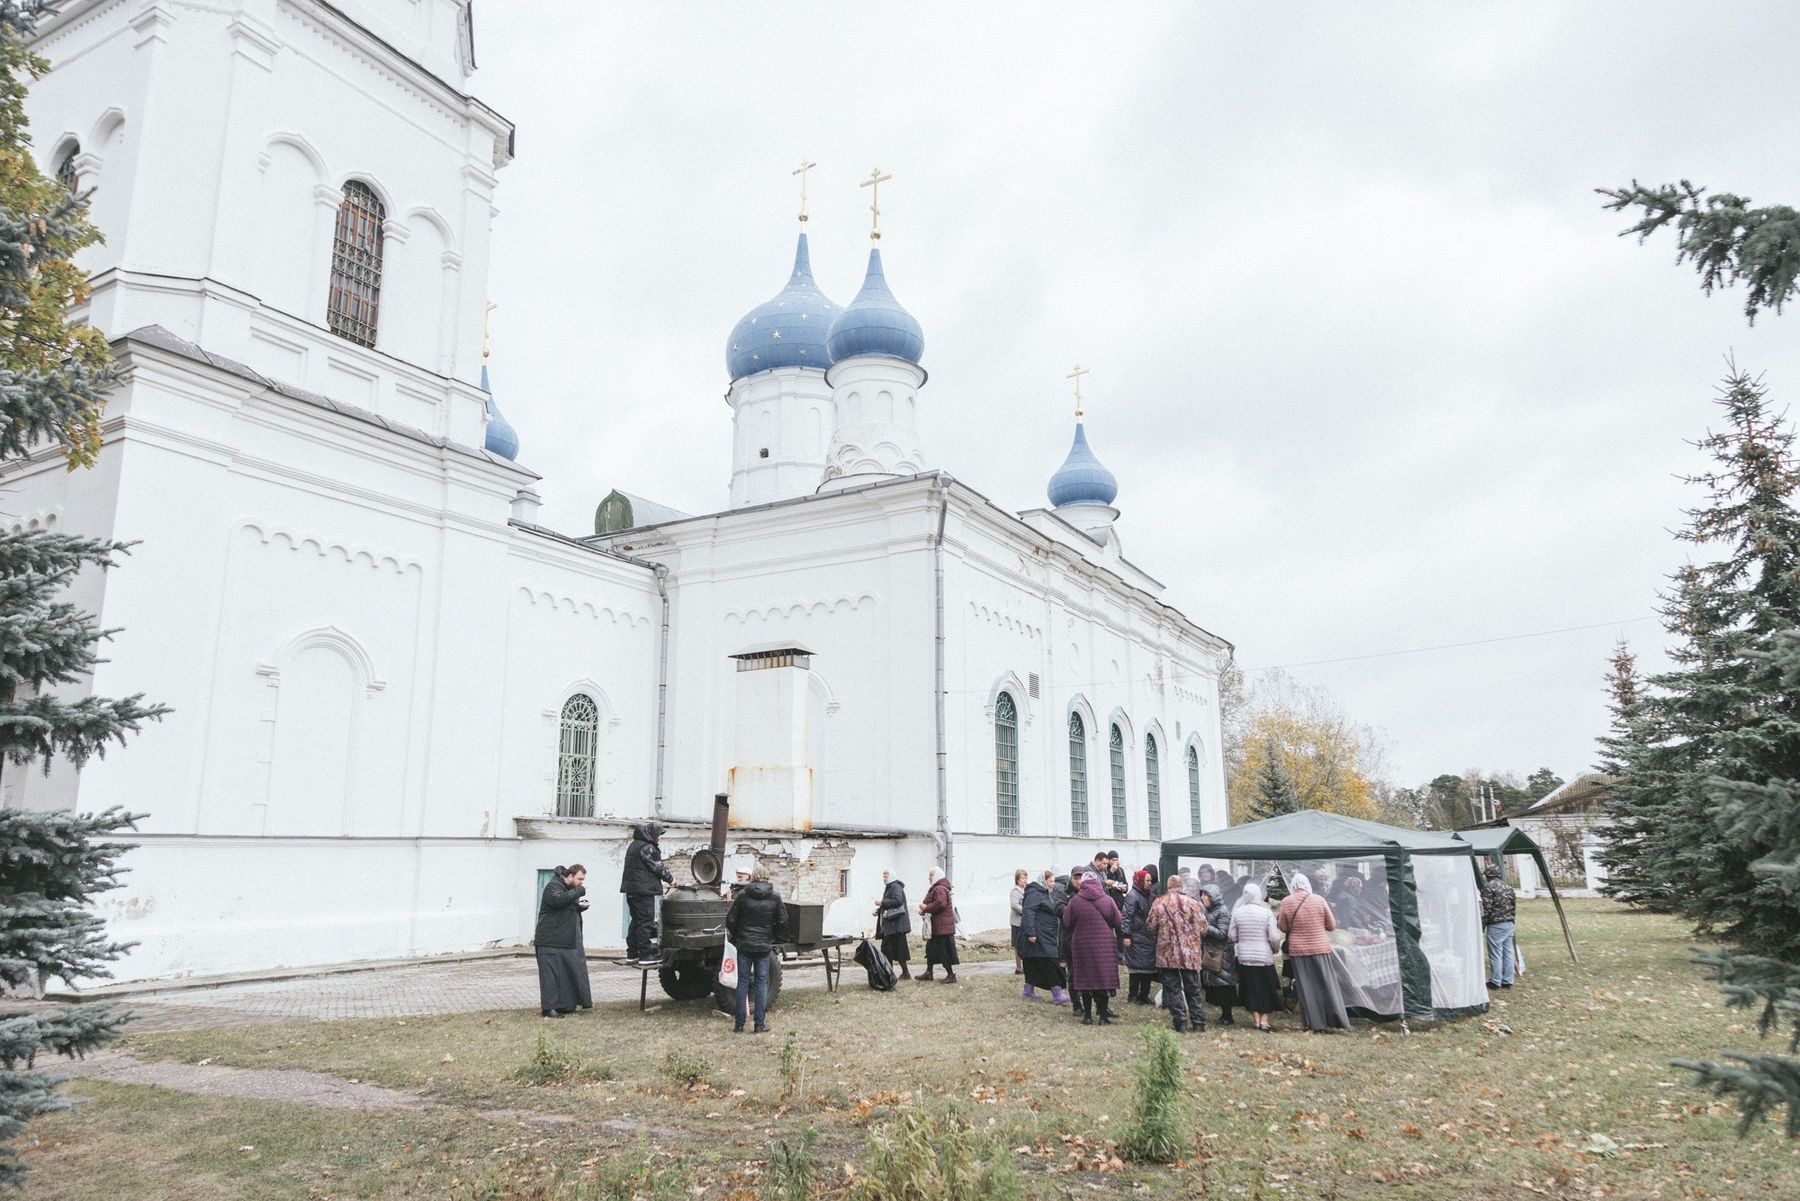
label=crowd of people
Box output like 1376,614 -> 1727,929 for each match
529,826 -> 1524,1034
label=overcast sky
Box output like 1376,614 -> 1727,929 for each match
473,3 -> 1800,786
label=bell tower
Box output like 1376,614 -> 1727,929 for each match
28,0 -> 513,444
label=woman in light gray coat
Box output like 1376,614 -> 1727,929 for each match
1228,882 -> 1282,1032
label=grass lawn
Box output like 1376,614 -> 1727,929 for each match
20,900 -> 1800,1199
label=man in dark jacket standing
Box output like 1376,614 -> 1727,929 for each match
1481,862 -> 1518,990
620,822 -> 674,964
725,868 -> 787,1033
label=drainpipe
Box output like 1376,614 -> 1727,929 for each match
652,563 -> 671,819
931,473 -> 952,879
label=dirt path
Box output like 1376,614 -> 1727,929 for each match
61,1050 -> 428,1111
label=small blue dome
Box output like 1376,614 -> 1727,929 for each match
727,233 -> 840,380
480,364 -> 519,461
1047,422 -> 1117,508
826,248 -> 924,366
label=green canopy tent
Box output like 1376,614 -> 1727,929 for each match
1457,824 -> 1579,964
1160,810 -> 1489,1022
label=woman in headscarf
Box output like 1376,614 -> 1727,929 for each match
1197,882 -> 1239,1026
918,867 -> 958,984
1018,870 -> 1070,1004
873,870 -> 912,981
1228,881 -> 1282,1031
1276,873 -> 1351,1032
1009,868 -> 1029,975
1061,868 -> 1122,1024
1120,868 -> 1159,1005
534,865 -> 592,1019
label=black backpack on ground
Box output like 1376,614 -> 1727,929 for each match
853,938 -> 896,991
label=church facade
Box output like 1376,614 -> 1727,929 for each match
12,0 -> 1230,982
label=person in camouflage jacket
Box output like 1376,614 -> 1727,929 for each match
1481,862 -> 1518,989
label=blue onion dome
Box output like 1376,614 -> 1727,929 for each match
1047,422 -> 1118,507
480,363 -> 519,461
726,233 -> 841,380
826,247 -> 924,366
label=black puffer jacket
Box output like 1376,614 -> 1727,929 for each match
1121,884 -> 1157,972
876,879 -> 912,937
619,822 -> 674,896
1019,879 -> 1061,959
1481,864 -> 1517,925
535,876 -> 586,949
726,880 -> 788,954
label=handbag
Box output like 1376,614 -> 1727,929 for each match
1201,944 -> 1225,973
951,905 -> 963,930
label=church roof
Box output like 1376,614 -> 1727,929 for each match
726,233 -> 840,381
1047,422 -> 1118,508
585,472 -> 1231,655
479,363 -> 519,460
594,489 -> 693,534
826,247 -> 924,366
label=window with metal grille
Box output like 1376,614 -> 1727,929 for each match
1187,744 -> 1202,832
1145,733 -> 1162,841
1109,723 -> 1127,839
995,692 -> 1020,835
55,143 -> 78,193
328,180 -> 385,348
1068,711 -> 1088,838
555,693 -> 598,817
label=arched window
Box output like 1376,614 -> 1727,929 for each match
555,693 -> 598,817
1187,745 -> 1202,832
1068,711 -> 1089,838
1145,733 -> 1162,841
328,180 -> 385,348
1109,723 -> 1127,839
995,692 -> 1020,835
55,142 -> 79,193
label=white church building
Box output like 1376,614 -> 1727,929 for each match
10,0 -> 1231,982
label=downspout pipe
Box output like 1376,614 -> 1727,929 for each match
652,562 -> 671,820
931,472 -> 952,879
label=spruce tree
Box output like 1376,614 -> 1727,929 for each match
1594,640 -> 1680,912
1648,369 -> 1800,956
0,2 -> 164,1186
1249,749 -> 1300,821
1601,176 -> 1800,1135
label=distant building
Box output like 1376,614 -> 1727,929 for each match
1508,773 -> 1614,896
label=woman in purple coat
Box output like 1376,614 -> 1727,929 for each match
1061,871 -> 1122,1024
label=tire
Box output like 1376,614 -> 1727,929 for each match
714,956 -> 784,1014
658,962 -> 716,1001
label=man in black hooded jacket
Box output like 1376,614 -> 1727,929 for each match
620,821 -> 674,963
725,868 -> 787,1033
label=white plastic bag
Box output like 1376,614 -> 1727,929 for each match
718,938 -> 739,990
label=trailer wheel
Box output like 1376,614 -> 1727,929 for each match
713,956 -> 784,1015
658,963 -> 716,1001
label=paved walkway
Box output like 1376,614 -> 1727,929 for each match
14,954 -> 1012,1033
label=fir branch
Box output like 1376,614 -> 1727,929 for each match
1601,180 -> 1800,323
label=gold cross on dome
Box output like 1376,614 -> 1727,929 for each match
793,159 -> 816,224
1067,363 -> 1089,418
483,301 -> 497,360
861,167 -> 893,240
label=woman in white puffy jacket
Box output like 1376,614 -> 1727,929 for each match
1227,882 -> 1283,1032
